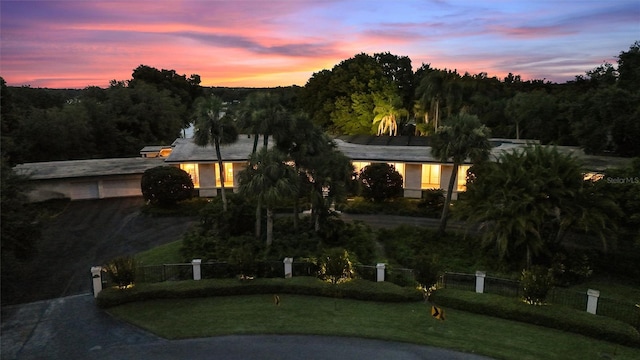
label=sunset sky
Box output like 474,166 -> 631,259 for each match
1,0 -> 638,89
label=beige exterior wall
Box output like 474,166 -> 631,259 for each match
439,164 -> 461,200
198,163 -> 218,197
403,163 -> 422,198
26,175 -> 143,202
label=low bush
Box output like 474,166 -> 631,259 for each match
521,266 -> 554,304
430,288 -> 640,348
96,276 -> 422,309
104,256 -> 136,289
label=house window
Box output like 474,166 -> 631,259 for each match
389,163 -> 405,186
421,164 -> 441,189
352,161 -> 371,174
457,165 -> 471,192
215,162 -> 234,187
180,164 -> 200,188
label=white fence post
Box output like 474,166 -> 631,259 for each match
283,257 -> 293,278
475,271 -> 486,294
586,289 -> 600,314
192,259 -> 202,280
376,263 -> 386,282
91,266 -> 103,298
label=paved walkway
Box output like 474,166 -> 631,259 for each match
1,294 -> 492,360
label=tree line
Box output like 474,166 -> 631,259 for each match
2,42 -> 638,166
300,42 -> 640,156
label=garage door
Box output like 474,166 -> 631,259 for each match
101,178 -> 142,198
70,181 -> 99,200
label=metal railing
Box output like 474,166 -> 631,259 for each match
440,271 -> 640,330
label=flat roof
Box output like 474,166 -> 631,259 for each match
14,157 -> 166,180
164,136 -> 267,163
14,136 -> 631,181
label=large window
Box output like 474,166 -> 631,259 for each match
421,164 -> 441,189
352,161 -> 371,174
215,162 -> 234,187
388,163 -> 405,186
180,164 -> 200,188
457,165 -> 471,191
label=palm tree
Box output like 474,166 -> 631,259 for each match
237,92 -> 288,153
372,91 -> 408,136
431,113 -> 491,235
193,95 -> 238,212
238,148 -> 298,246
457,158 -> 546,268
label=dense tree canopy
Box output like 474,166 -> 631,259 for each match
2,42 -> 638,165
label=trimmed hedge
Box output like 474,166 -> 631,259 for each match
430,288 -> 640,348
96,277 -> 423,308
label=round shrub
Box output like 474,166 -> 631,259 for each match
358,163 -> 404,203
141,166 -> 194,206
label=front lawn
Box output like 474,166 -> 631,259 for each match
108,294 -> 640,360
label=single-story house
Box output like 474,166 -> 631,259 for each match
14,157 -> 166,201
14,134 -> 631,202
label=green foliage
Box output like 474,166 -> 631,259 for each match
549,251 -> 594,286
412,254 -> 441,288
417,189 -> 445,217
141,166 -> 194,206
0,161 -> 41,261
457,145 -> 620,268
318,248 -> 354,284
520,266 -> 554,305
104,256 -> 137,289
378,225 -> 493,274
358,163 -> 404,202
430,288 -> 640,348
228,240 -> 259,277
96,276 -> 423,308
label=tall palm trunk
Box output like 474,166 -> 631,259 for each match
266,207 -> 274,247
439,162 -> 458,235
255,199 -> 262,240
215,139 -> 228,212
252,132 -> 259,154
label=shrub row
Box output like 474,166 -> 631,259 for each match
97,277 -> 423,309
430,288 -> 640,348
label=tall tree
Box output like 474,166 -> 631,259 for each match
238,148 -> 298,246
237,92 -> 289,153
431,113 -> 491,235
193,95 -> 239,212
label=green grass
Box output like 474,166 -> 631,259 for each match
135,240 -> 184,265
109,294 -> 640,360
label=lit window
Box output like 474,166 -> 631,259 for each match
388,163 -> 405,187
180,164 -> 200,188
421,164 -> 441,189
215,162 -> 234,187
352,161 -> 371,173
457,165 -> 471,191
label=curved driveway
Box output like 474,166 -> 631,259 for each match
1,293 -> 491,360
